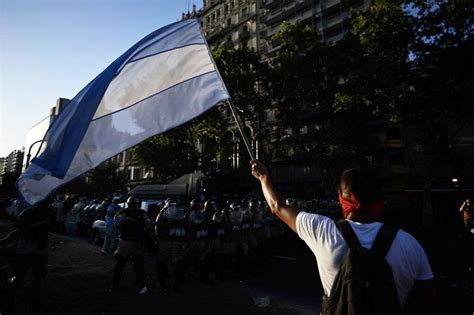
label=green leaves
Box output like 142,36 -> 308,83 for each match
88,161 -> 125,196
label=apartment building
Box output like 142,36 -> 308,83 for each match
195,0 -> 371,53
23,98 -> 71,171
2,149 -> 25,175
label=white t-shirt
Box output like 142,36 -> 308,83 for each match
296,212 -> 433,306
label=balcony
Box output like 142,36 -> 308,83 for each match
266,24 -> 281,38
239,29 -> 251,40
295,0 -> 312,11
206,25 -> 225,41
324,0 -> 340,9
264,9 -> 282,25
224,39 -> 234,48
262,0 -> 280,10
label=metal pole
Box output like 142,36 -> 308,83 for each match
26,139 -> 44,168
227,100 -> 256,161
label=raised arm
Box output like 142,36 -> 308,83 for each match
251,160 -> 299,233
459,199 -> 470,212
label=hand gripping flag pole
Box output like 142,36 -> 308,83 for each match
227,100 -> 256,161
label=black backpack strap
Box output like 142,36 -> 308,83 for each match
371,224 -> 398,259
336,220 -> 366,254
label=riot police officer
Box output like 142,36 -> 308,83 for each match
110,196 -> 150,295
187,199 -> 212,283
205,200 -> 227,281
155,199 -> 189,294
227,202 -> 247,279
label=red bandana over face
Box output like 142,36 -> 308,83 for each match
338,192 -> 384,222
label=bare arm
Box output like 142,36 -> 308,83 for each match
251,160 -> 299,233
459,199 -> 470,212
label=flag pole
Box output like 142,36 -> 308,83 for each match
227,100 -> 256,161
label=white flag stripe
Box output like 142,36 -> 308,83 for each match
93,44 -> 215,120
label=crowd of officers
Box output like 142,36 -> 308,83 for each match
49,197 -> 113,238
107,196 -> 293,294
46,194 -> 341,294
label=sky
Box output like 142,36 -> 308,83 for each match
0,0 -> 200,157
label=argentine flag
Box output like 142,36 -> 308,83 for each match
17,19 -> 230,206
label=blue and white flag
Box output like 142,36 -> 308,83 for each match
17,19 -> 230,206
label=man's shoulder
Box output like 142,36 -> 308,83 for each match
296,211 -> 338,238
297,210 -> 333,221
391,228 -> 422,248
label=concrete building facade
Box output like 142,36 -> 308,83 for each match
195,0 -> 371,54
23,98 -> 70,171
2,149 -> 25,175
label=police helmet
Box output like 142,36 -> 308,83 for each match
203,199 -> 216,213
229,202 -> 241,212
189,198 -> 203,211
127,196 -> 140,208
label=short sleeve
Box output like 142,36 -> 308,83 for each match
414,241 -> 434,280
296,212 -> 338,252
296,211 -> 318,243
391,231 -> 434,281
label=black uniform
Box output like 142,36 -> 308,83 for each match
155,203 -> 189,292
111,204 -> 149,292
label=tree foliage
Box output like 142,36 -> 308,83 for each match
88,161 -> 125,197
132,1 -> 473,193
334,0 -> 474,177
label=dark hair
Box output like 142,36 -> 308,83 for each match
340,167 -> 382,206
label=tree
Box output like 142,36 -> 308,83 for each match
88,161 -> 125,198
332,0 -> 474,225
267,22 -> 372,193
335,0 -> 473,165
213,46 -> 272,164
270,22 -> 338,158
132,127 -> 198,182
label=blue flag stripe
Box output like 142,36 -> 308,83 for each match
117,19 -> 205,74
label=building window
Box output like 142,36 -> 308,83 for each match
303,166 -> 311,175
227,18 -> 231,26
217,9 -> 221,18
300,125 -> 308,135
225,4 -> 229,14
288,147 -> 294,157
389,151 -> 404,166
242,7 -> 248,16
386,127 -> 401,140
207,16 -> 211,24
